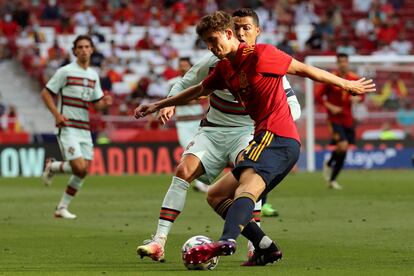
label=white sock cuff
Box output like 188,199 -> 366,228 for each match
254,200 -> 262,211
259,236 -> 273,249
172,176 -> 190,190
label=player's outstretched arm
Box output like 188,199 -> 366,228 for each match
287,59 -> 376,95
134,83 -> 212,119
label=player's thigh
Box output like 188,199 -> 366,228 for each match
233,132 -> 300,199
57,134 -> 83,161
331,123 -> 348,144
176,121 -> 200,148
228,130 -> 253,166
184,131 -> 227,184
80,139 -> 94,161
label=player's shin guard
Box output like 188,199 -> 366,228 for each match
330,151 -> 346,181
51,161 -> 73,174
220,193 -> 256,241
155,176 -> 190,238
57,175 -> 84,209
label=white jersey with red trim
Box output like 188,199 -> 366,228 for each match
45,62 -> 103,138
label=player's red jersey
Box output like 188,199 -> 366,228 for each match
202,43 -> 300,143
316,71 -> 361,127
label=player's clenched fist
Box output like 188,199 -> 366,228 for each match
134,103 -> 158,119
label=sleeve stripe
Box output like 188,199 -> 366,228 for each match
285,88 -> 295,97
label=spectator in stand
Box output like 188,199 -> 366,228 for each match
126,76 -> 151,106
376,21 -> 398,45
12,1 -> 30,28
372,72 -> 407,109
47,39 -> 65,61
355,17 -> 375,38
55,16 -> 75,34
135,31 -> 155,50
337,38 -> 356,55
315,12 -> 334,38
90,48 -> 105,67
396,100 -> 414,138
372,41 -> 398,56
88,26 -> 105,44
41,0 -> 61,21
147,74 -> 168,99
277,37 -> 295,56
113,16 -> 130,37
73,5 -> 97,28
353,0 -> 372,12
113,1 -> 134,22
7,105 -> 22,132
305,27 -> 323,50
162,60 -> 180,80
391,32 -> 413,55
369,0 -> 386,26
159,37 -> 178,61
44,39 -> 67,81
1,13 -> 19,39
255,1 -> 278,33
294,0 -> 320,26
102,40 -> 122,64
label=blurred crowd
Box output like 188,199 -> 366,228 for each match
0,0 -> 413,134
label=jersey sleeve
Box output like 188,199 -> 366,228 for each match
90,73 -> 104,102
256,44 -> 292,76
202,62 -> 227,91
45,67 -> 66,94
168,53 -> 219,97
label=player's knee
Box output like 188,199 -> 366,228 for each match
175,163 -> 196,183
71,164 -> 88,178
337,141 -> 348,152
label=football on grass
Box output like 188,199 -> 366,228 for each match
181,235 -> 219,270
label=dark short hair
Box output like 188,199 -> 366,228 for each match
196,11 -> 235,37
179,57 -> 192,66
336,52 -> 349,59
72,35 -> 95,55
232,8 -> 260,27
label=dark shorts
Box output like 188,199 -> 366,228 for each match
232,131 -> 300,199
330,123 -> 355,144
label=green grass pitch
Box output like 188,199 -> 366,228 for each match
1,171 -> 414,275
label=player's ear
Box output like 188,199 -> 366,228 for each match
72,47 -> 77,57
256,26 -> 261,37
225,29 -> 233,40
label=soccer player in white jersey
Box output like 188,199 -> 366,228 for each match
136,8 -> 301,262
40,35 -> 112,219
167,57 -> 209,192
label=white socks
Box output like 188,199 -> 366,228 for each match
57,175 -> 84,209
155,176 -> 190,238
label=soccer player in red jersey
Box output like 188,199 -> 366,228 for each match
316,53 -> 364,190
134,11 -> 375,266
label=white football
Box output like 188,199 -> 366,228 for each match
181,235 -> 219,270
